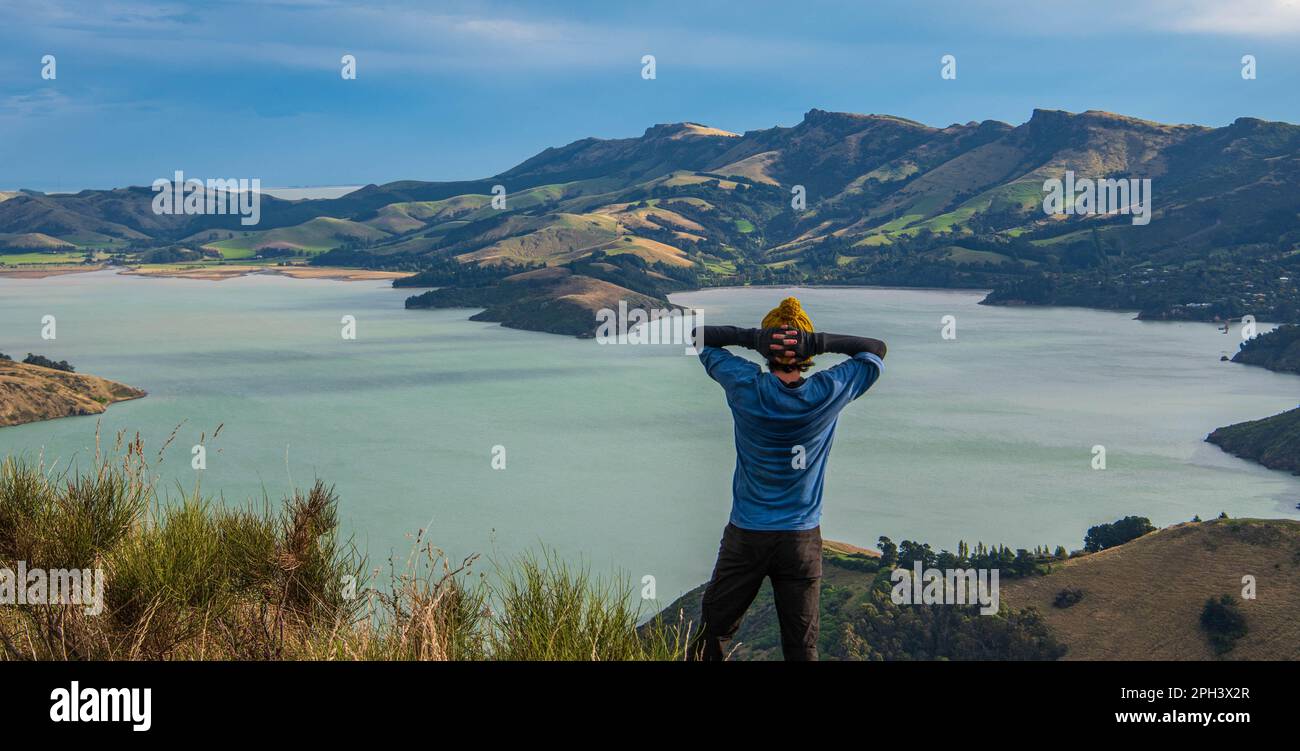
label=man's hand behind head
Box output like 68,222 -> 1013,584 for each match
759,327 -> 814,364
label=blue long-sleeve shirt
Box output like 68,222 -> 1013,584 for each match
699,346 -> 883,531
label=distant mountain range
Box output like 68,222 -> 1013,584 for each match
3,108 -> 1298,323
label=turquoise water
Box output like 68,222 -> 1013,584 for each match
1,271 -> 1298,607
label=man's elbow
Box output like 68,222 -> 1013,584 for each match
869,339 -> 887,359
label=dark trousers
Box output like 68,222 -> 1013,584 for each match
690,523 -> 823,661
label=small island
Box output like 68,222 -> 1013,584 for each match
0,355 -> 146,428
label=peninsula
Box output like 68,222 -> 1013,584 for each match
0,358 -> 146,428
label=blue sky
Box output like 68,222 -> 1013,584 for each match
2,0 -> 1299,191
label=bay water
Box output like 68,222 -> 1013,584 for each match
1,271 -> 1297,607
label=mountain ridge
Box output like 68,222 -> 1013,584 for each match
4,107 -> 1297,325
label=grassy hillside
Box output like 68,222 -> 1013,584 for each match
0,359 -> 145,427
1001,519 -> 1300,660
0,232 -> 76,251
456,213 -> 620,266
193,217 -> 392,257
362,195 -> 494,233
0,251 -> 86,267
658,518 -> 1300,660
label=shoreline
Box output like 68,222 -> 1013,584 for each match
671,285 -> 1283,329
1,268 -> 1285,332
119,264 -> 414,282
0,264 -> 413,282
0,265 -> 105,279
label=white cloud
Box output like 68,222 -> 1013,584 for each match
1,0 -> 861,74
0,88 -> 77,116
1161,0 -> 1300,36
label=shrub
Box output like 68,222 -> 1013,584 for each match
22,353 -> 74,372
1053,587 -> 1084,609
1200,594 -> 1247,655
488,550 -> 683,661
137,247 -> 202,264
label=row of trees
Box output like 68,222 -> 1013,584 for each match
875,536 -> 1068,579
2,352 -> 75,372
868,514 -> 1160,581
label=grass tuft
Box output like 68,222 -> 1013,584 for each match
0,434 -> 690,661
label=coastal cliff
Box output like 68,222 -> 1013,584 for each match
1232,324 -> 1300,375
1206,407 -> 1300,475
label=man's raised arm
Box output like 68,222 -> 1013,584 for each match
812,332 -> 887,359
695,325 -> 760,349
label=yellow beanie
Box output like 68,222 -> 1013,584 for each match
761,296 -> 814,366
761,296 -> 814,332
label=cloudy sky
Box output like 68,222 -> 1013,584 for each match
1,0 -> 1298,191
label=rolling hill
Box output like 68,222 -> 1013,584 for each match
3,108 -> 1297,323
0,232 -> 76,251
655,518 -> 1300,660
1000,518 -> 1300,660
187,217 -> 393,258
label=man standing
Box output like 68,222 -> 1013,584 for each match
691,296 -> 886,661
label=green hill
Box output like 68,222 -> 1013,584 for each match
1233,325 -> 1300,375
1206,407 -> 1300,475
192,217 -> 393,257
0,232 -> 76,251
